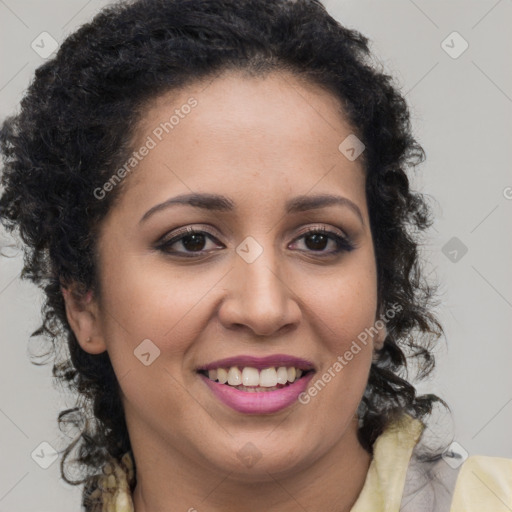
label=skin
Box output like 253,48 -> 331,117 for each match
64,71 -> 387,512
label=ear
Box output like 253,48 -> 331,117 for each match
61,284 -> 107,355
373,315 -> 388,352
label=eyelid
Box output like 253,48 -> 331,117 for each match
155,222 -> 355,258
157,224 -> 220,245
157,223 -> 349,246
289,225 -> 355,254
293,223 -> 348,240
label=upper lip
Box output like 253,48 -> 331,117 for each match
196,354 -> 316,372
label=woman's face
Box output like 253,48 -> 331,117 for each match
73,71 -> 384,478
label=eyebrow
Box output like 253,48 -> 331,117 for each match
139,192 -> 364,225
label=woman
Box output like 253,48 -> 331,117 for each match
1,0 -> 510,511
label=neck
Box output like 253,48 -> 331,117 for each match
131,416 -> 372,512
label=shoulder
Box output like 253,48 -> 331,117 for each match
400,448 -> 512,512
450,455 -> 512,511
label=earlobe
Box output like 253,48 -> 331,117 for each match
81,335 -> 107,355
61,285 -> 107,355
373,316 -> 388,351
372,325 -> 386,363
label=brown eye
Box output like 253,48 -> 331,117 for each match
156,225 -> 355,259
290,227 -> 355,256
180,233 -> 208,252
157,227 -> 224,257
304,232 -> 329,251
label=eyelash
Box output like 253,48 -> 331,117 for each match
155,225 -> 355,258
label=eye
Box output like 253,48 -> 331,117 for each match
156,226 -> 224,258
289,226 -> 355,256
155,225 -> 355,258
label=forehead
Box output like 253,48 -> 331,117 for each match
137,70 -> 357,152
112,71 -> 367,218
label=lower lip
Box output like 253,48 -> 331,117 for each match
199,372 -> 315,414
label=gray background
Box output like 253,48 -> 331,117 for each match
1,0 -> 511,510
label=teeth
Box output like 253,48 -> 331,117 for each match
231,385 -> 283,392
227,367 -> 242,386
260,368 -> 278,387
276,367 -> 288,385
242,367 -> 259,386
217,368 -> 228,384
202,365 -> 309,387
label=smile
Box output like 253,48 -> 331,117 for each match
196,354 -> 316,414
199,365 -> 310,389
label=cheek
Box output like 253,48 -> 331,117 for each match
299,257 -> 378,345
96,256 -> 205,422
97,250 -> 223,360
300,275 -> 376,419
295,254 -> 378,392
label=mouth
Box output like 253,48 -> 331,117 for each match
197,366 -> 315,392
195,354 -> 316,400
197,365 -> 316,414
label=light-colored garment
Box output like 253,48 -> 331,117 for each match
84,413 -> 512,511
351,413 -> 512,511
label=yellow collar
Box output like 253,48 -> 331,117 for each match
350,413 -> 425,512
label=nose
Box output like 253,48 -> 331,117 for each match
217,244 -> 301,338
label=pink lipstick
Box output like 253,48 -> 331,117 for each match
196,354 -> 316,414
199,371 -> 314,414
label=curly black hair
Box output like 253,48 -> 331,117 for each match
0,0 -> 450,506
